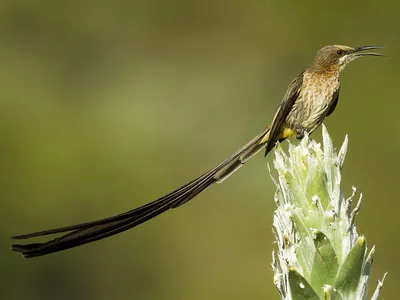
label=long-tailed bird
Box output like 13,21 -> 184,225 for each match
11,45 -> 383,258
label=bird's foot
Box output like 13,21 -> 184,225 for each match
295,125 -> 306,140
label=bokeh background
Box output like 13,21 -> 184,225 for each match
1,1 -> 398,299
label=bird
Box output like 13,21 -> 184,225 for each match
11,45 -> 383,258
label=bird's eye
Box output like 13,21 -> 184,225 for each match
337,50 -> 344,55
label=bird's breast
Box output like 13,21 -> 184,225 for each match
287,73 -> 339,133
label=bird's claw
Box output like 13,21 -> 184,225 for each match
296,125 -> 306,140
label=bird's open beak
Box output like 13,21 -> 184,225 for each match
352,46 -> 384,57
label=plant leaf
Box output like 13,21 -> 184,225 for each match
288,268 -> 320,300
310,231 -> 339,297
324,285 -> 343,300
333,236 -> 366,297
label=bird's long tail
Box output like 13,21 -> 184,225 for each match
11,127 -> 274,258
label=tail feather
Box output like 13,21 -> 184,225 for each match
215,130 -> 272,183
11,127 -> 273,258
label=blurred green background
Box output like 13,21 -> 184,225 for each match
1,0 -> 398,299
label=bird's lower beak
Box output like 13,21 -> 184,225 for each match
352,46 -> 384,57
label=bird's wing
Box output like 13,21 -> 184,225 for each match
326,86 -> 340,117
265,72 -> 304,152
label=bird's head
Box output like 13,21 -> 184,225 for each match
311,45 -> 384,73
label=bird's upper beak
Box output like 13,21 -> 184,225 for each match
351,46 -> 385,57
338,45 -> 384,71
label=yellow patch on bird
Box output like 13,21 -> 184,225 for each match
281,127 -> 296,139
258,126 -> 295,145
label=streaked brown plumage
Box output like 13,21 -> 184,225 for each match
11,45 -> 383,258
